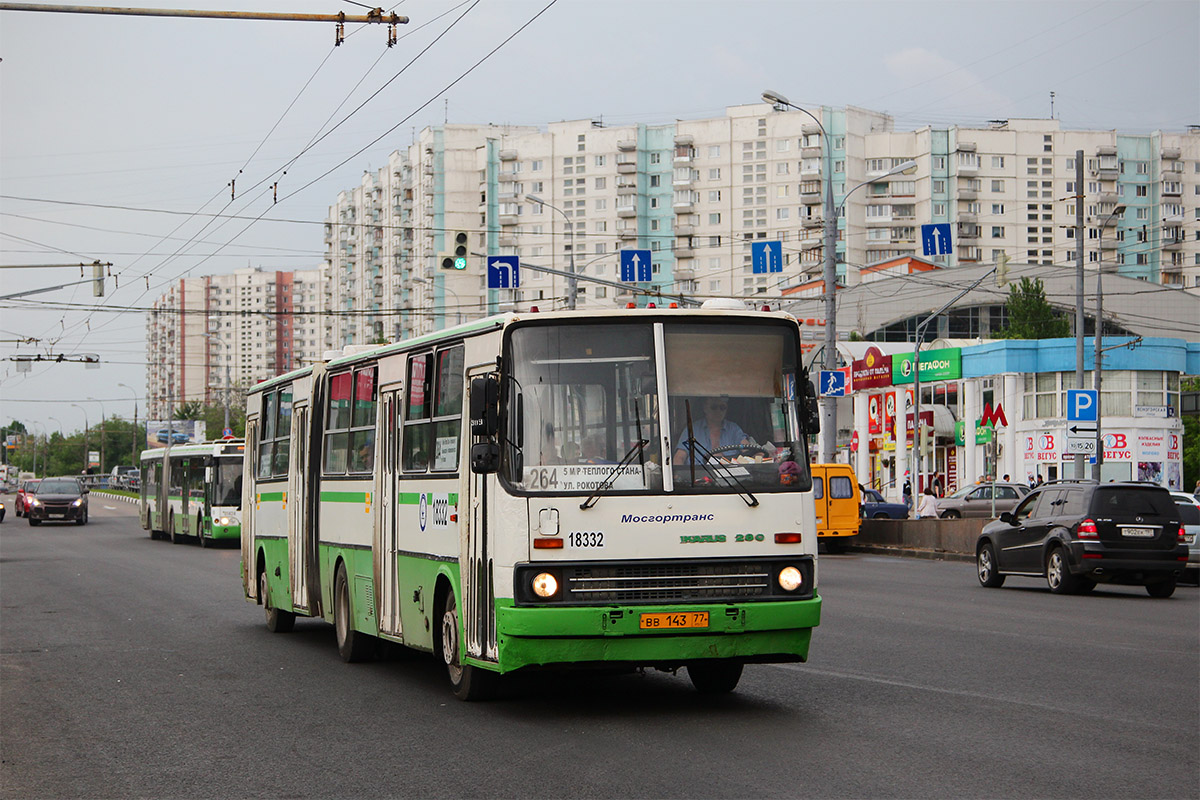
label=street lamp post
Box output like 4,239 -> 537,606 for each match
412,276 -> 464,327
117,382 -> 140,461
763,90 -> 915,463
524,194 -> 577,311
70,403 -> 89,474
88,396 -> 106,475
1093,204 -> 1126,481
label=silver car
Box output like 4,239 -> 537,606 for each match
1169,491 -> 1199,584
937,482 -> 1030,519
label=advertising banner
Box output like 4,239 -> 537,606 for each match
868,394 -> 882,435
145,420 -> 204,449
892,347 -> 962,385
852,346 -> 893,390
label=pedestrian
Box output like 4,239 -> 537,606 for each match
916,486 -> 939,519
1002,474 -> 1010,483
931,473 -> 943,498
902,474 -> 912,510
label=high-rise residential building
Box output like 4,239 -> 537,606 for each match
325,107 -> 1198,341
145,267 -> 323,420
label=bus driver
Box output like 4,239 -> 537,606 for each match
674,396 -> 755,464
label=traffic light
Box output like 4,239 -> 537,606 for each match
440,230 -> 469,270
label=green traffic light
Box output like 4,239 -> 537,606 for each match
453,257 -> 467,270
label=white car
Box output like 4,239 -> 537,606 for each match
1169,491 -> 1200,584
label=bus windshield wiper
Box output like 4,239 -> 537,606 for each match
677,438 -> 759,508
580,439 -> 649,510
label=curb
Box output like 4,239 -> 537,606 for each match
846,544 -> 974,563
93,491 -> 139,505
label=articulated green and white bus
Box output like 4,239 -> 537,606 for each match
141,439 -> 245,546
241,305 -> 823,699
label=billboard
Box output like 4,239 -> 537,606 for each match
145,420 -> 206,449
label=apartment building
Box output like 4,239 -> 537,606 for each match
323,107 -> 1197,340
145,267 -> 323,420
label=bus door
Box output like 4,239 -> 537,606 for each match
242,420 -> 257,599
375,389 -> 402,637
463,366 -> 497,663
289,402 -> 311,612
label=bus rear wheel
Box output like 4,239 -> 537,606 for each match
687,660 -> 743,694
334,564 -> 373,663
439,588 -> 497,701
260,568 -> 294,633
197,515 -> 207,548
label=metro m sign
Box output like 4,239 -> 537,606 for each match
979,402 -> 1007,429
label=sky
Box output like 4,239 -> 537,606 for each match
1,0 -> 1197,435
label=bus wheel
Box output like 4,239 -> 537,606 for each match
334,564 -> 373,663
168,513 -> 180,544
197,515 -> 207,548
260,568 -> 294,633
687,660 -> 744,694
439,588 -> 497,701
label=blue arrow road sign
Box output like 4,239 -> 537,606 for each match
819,370 -> 847,397
921,223 -> 953,256
620,249 -> 652,282
487,255 -> 519,289
751,240 -> 783,274
1066,389 -> 1098,423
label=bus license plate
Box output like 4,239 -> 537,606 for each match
639,611 -> 709,630
1121,526 -> 1155,538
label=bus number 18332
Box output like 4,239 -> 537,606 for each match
240,304 -> 823,699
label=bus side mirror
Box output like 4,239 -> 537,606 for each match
806,379 -> 821,435
471,442 -> 500,474
470,375 -> 499,437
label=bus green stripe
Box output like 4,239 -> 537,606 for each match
257,491 -> 286,502
320,491 -> 369,503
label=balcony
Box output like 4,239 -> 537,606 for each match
673,268 -> 695,280
1098,215 -> 1120,227
672,173 -> 695,188
864,213 -> 892,225
618,226 -> 639,240
957,189 -> 978,201
956,141 -> 976,152
498,233 -> 518,247
1100,238 -> 1118,250
1097,192 -> 1118,205
1163,236 -> 1183,250
1161,146 -> 1181,160
1162,183 -> 1182,197
617,205 -> 637,218
801,145 -> 822,159
672,200 -> 695,213
499,213 -> 519,226
957,224 -> 980,240
617,160 -> 637,174
1095,168 -> 1119,181
674,246 -> 695,259
1095,145 -> 1117,157
617,139 -> 637,151
674,134 -> 694,146
498,149 -> 517,161
957,212 -> 977,224
801,216 -> 823,229
674,223 -> 696,236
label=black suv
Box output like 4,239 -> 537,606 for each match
26,477 -> 89,526
975,481 -> 1186,598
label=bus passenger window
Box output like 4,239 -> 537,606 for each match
404,354 -> 432,471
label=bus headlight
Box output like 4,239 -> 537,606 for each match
778,566 -> 803,592
217,516 -> 237,527
531,572 -> 559,598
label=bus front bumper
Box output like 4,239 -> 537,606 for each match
490,595 -> 821,673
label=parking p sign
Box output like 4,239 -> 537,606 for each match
1067,389 -> 1098,423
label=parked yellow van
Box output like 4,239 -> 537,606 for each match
811,463 -> 861,553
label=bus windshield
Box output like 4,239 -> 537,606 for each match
503,319 -> 810,495
213,460 -> 243,508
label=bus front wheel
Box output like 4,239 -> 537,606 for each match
687,660 -> 743,694
260,568 -> 294,633
439,588 -> 497,701
334,564 -> 373,663
196,514 -> 207,548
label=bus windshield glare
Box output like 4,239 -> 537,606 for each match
503,320 -> 811,495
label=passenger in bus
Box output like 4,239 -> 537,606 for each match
582,436 -> 614,464
673,396 -> 753,464
352,434 -> 375,473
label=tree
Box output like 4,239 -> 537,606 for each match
995,277 -> 1070,339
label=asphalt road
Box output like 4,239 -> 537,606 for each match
2,494 -> 1197,799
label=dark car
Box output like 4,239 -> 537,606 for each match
975,480 -> 1187,597
26,477 -> 89,526
860,488 -> 908,519
15,478 -> 40,517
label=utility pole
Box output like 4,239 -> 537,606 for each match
1073,150 -> 1085,480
